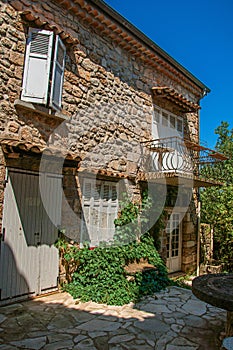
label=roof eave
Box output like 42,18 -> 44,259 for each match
90,0 -> 210,95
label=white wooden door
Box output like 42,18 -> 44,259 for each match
166,213 -> 182,272
0,169 -> 62,305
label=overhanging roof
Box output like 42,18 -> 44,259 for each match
91,0 -> 210,94
152,86 -> 200,112
0,138 -> 81,162
10,0 -> 210,95
137,171 -> 224,188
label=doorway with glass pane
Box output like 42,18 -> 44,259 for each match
166,213 -> 182,272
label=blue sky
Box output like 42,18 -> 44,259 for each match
103,0 -> 233,149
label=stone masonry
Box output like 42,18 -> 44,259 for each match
0,287 -> 227,349
0,0 -> 207,276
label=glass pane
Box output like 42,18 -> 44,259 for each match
154,108 -> 160,123
177,119 -> 183,133
170,116 -> 176,128
162,112 -> 168,126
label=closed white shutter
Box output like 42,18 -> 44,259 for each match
50,36 -> 66,110
81,180 -> 119,246
21,28 -> 53,104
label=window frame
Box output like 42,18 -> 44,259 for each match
21,27 -> 66,111
153,106 -> 184,137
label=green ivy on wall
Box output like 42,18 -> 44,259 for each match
57,191 -> 169,305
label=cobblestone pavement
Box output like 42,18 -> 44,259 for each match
0,286 -> 226,350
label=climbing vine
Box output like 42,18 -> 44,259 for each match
57,191 -> 169,305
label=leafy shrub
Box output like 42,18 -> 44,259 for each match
60,192 -> 169,305
62,233 -> 169,305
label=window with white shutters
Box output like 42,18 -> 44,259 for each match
81,179 -> 119,247
21,28 -> 66,111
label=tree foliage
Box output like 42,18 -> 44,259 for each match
201,122 -> 233,271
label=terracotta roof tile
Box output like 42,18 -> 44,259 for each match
0,138 -> 81,162
152,86 -> 200,112
78,167 -> 128,179
10,1 -> 79,45
9,0 -> 207,95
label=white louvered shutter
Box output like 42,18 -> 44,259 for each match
50,36 -> 66,110
81,179 -> 118,246
21,28 -> 53,104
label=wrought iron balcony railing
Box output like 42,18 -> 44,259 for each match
138,136 -> 228,187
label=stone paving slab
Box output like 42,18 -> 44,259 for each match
0,287 -> 227,349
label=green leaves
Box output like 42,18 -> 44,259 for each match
58,191 -> 169,305
215,121 -> 233,157
113,190 -> 154,244
201,121 -> 233,271
61,235 -> 169,305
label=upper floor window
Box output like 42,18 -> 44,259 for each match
21,28 -> 66,111
153,106 -> 184,137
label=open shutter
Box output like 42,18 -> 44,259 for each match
50,36 -> 66,110
21,28 -> 53,104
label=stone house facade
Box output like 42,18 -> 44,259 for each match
0,0 -> 221,304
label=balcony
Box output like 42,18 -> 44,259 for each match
137,136 -> 228,187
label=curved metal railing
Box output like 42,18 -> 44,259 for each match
140,136 -> 228,177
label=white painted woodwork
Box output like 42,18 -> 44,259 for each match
81,179 -> 118,247
50,36 -> 66,110
0,169 -> 62,304
166,213 -> 182,272
21,29 -> 54,104
152,106 -> 187,173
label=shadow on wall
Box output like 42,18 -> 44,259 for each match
0,242 -> 30,306
61,171 -> 84,244
8,170 -> 60,247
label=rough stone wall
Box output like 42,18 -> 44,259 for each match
0,1 -> 201,155
200,223 -> 213,264
0,0 -> 202,271
181,211 -> 198,273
